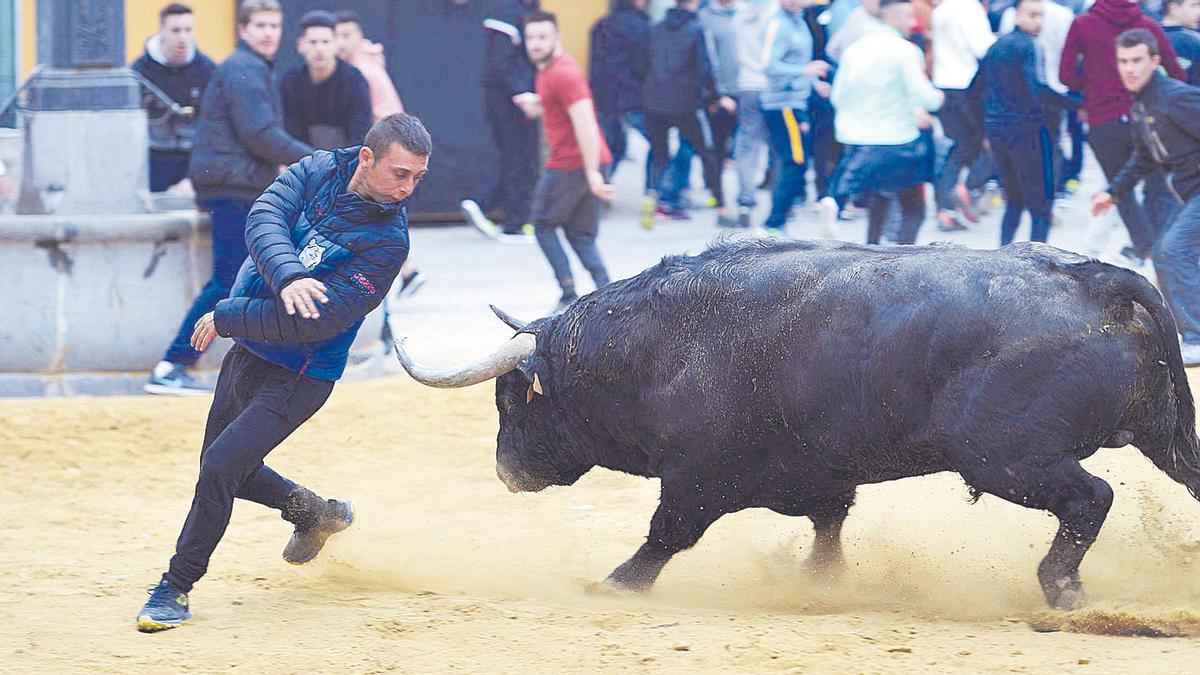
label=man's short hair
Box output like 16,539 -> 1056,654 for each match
334,10 -> 361,27
1117,28 -> 1161,57
366,113 -> 433,157
299,10 -> 338,34
879,0 -> 912,8
160,3 -> 192,24
1165,0 -> 1185,12
1015,0 -> 1043,8
523,10 -> 558,29
237,0 -> 282,26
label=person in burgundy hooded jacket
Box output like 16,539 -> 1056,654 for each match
1060,0 -> 1186,263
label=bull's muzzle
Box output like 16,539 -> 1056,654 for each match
495,463 -> 547,493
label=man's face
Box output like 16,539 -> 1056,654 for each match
238,10 -> 283,60
356,144 -> 430,204
1015,0 -> 1045,36
299,26 -> 338,72
1173,0 -> 1200,29
159,12 -> 196,64
861,0 -> 882,15
780,0 -> 811,11
335,21 -> 364,60
1117,43 -> 1162,92
524,20 -> 558,66
882,3 -> 917,35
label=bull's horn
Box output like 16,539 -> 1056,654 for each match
490,304 -> 529,332
393,333 -> 536,388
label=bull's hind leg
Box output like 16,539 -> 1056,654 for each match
805,490 -> 856,577
958,454 -> 1113,610
603,482 -> 725,592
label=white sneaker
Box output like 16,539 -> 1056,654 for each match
459,199 -> 499,240
817,197 -> 839,240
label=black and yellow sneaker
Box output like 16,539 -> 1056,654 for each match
136,580 -> 192,632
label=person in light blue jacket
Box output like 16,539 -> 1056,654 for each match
760,0 -> 831,232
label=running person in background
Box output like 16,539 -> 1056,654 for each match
524,11 -> 614,315
733,0 -> 781,227
982,0 -> 1081,245
1094,29 -> 1200,366
135,114 -> 432,632
760,0 -> 831,235
642,0 -> 735,227
1161,0 -> 1200,84
822,0 -> 943,245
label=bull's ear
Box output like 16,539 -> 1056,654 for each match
532,373 -> 544,395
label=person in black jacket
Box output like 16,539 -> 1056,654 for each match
1094,29 -> 1200,365
641,0 -> 734,227
979,0 -> 1080,245
131,3 -> 216,192
280,10 -> 373,150
136,113 -> 432,633
464,0 -> 541,238
147,0 -> 312,395
589,0 -> 650,178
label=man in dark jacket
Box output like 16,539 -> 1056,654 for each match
136,113 -> 432,632
589,0 -> 651,177
1094,29 -> 1200,366
147,0 -> 312,395
1060,0 -> 1186,263
464,0 -> 540,238
131,3 -> 216,193
1162,0 -> 1200,84
980,0 -> 1081,245
280,10 -> 373,150
642,0 -> 732,226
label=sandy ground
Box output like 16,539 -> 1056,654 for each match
2,373 -> 1200,674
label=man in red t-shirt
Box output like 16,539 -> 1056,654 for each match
520,10 -> 614,315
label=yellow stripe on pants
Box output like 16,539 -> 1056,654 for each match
782,108 -> 806,165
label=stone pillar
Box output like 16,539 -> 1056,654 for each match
17,0 -> 149,215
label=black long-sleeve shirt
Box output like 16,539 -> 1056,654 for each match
280,60 -> 373,149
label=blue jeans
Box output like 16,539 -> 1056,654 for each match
1154,193 -> 1200,344
763,107 -> 810,230
163,198 -> 252,366
623,111 -> 694,200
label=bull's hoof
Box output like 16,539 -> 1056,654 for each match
1041,572 -> 1086,611
805,552 -> 846,580
601,572 -> 654,594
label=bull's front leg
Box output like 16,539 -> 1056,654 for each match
603,482 -> 724,592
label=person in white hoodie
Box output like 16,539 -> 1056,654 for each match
733,0 -> 778,226
930,0 -> 996,229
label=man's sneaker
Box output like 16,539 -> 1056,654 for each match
459,199 -> 500,239
640,194 -> 657,230
551,294 -> 578,316
763,226 -> 785,237
136,580 -> 192,632
145,361 -> 210,396
1181,342 -> 1200,367
396,269 -> 427,299
817,196 -> 839,240
737,206 -> 752,228
497,227 -> 536,245
657,205 -> 691,220
936,210 -> 968,232
282,488 -> 355,565
704,195 -> 719,208
717,213 -> 739,228
1064,178 -> 1081,194
955,183 -> 980,223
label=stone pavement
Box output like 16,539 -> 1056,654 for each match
387,137 -> 1142,370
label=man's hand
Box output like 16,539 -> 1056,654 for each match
586,169 -> 615,202
191,312 -> 218,352
1092,191 -> 1116,216
281,277 -> 329,319
813,81 -> 832,99
914,108 -> 934,130
717,96 -> 737,114
804,60 -> 831,78
512,92 -> 542,120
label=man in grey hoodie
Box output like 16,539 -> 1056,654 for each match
733,0 -> 777,226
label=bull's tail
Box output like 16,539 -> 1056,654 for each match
1079,261 -> 1200,498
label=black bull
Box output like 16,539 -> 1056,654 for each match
396,240 -> 1200,610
